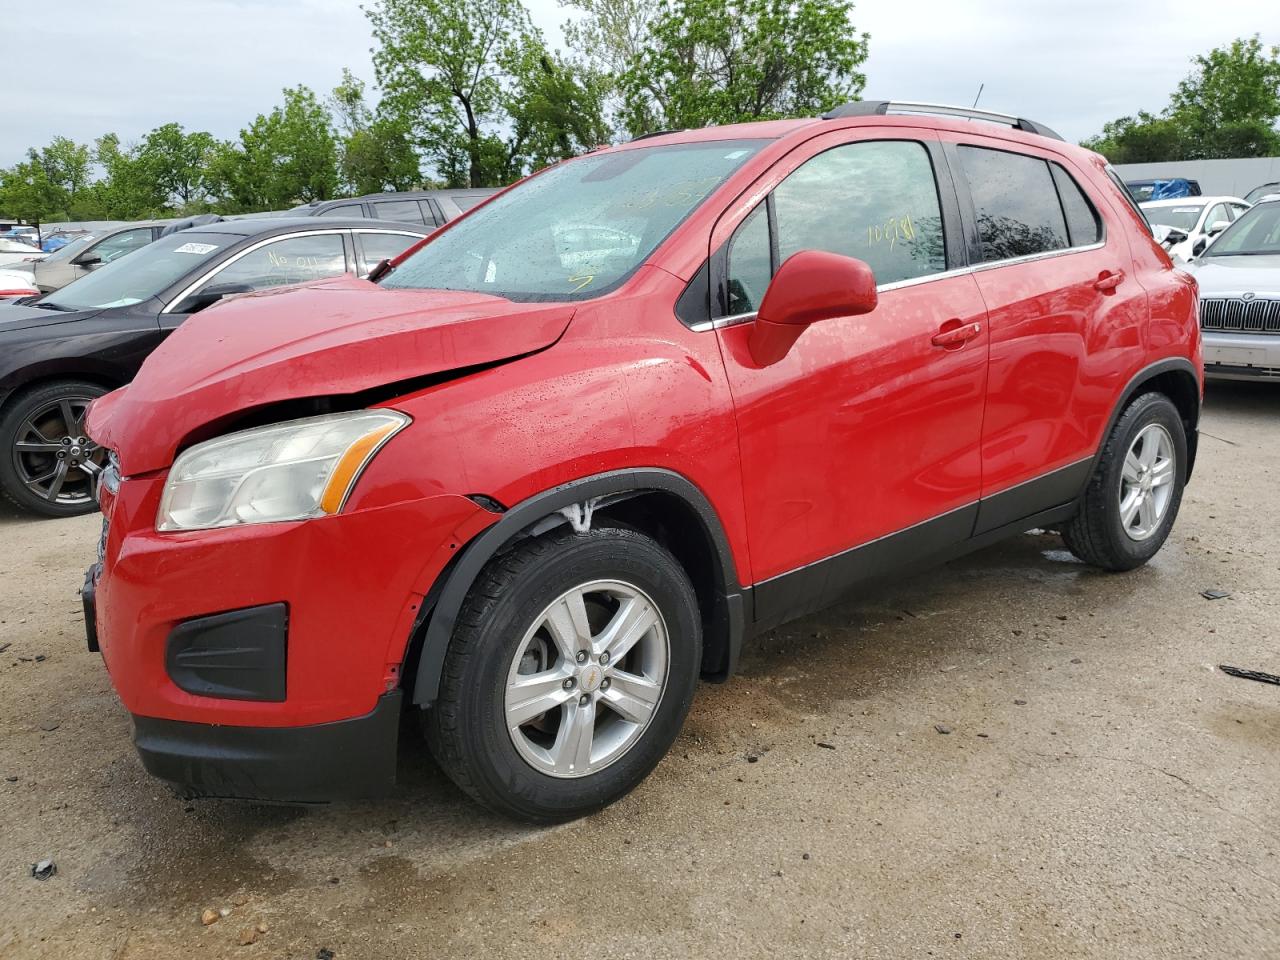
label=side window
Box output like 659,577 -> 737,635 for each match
725,203 -> 773,314
370,200 -> 427,225
1049,164 -> 1102,247
93,228 -> 154,263
1229,204 -> 1249,220
959,146 -> 1068,262
356,232 -> 422,276
318,204 -> 366,218
202,234 -> 348,291
1204,204 -> 1230,231
773,140 -> 946,285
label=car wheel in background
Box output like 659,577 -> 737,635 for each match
0,380 -> 108,518
1062,392 -> 1187,571
425,527 -> 701,822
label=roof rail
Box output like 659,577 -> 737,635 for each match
821,100 -> 1064,141
629,129 -> 684,142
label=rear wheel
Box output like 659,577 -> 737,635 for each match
1062,392 -> 1187,571
0,380 -> 107,518
425,527 -> 701,822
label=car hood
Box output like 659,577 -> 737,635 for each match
0,300 -> 100,331
88,274 -> 576,475
1186,254 -> 1280,294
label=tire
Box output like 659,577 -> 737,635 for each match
425,526 -> 701,822
0,380 -> 108,518
1062,392 -> 1187,571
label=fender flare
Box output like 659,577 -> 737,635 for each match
410,468 -> 745,707
1090,356 -> 1201,482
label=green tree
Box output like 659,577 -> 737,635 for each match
367,0 -> 604,186
0,158 -> 67,222
208,86 -> 340,211
367,0 -> 534,187
1084,35 -> 1280,162
139,123 -> 219,208
616,0 -> 869,136
330,69 -> 423,194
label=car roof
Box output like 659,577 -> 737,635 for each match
180,217 -> 432,238
1140,196 -> 1245,207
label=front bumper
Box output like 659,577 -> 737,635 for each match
133,691 -> 402,802
1202,331 -> 1280,380
86,468 -> 497,800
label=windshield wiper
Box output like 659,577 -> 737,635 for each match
32,300 -> 73,311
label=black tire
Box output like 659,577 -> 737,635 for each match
1062,392 -> 1187,571
425,526 -> 701,823
0,380 -> 108,518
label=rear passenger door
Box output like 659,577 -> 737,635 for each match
947,138 -> 1147,532
711,130 -> 990,624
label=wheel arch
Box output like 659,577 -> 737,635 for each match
0,368 -> 125,417
1097,357 -> 1201,482
407,468 -> 747,709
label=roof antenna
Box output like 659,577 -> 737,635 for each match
972,83 -> 985,109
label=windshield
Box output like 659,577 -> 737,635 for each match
383,139 -> 768,301
41,232 -> 234,310
1141,204 -> 1203,231
42,234 -> 94,263
1204,202 -> 1280,257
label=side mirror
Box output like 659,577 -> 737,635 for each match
1192,237 -> 1209,258
176,281 -> 255,314
1154,226 -> 1187,247
748,250 -> 877,365
1207,220 -> 1230,236
73,254 -> 102,268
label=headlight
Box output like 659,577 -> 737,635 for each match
157,410 -> 409,531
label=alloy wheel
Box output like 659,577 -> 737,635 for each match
12,396 -> 104,507
504,579 -> 670,778
1118,423 -> 1175,541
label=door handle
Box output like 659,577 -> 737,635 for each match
1094,269 -> 1125,292
931,320 -> 982,348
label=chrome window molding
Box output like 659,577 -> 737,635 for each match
691,239 -> 1109,332
160,229 -> 353,315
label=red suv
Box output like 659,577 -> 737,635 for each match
84,101 -> 1202,822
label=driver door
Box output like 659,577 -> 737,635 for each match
710,130 -> 990,626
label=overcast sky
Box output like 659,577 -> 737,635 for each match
3,0 -> 1276,168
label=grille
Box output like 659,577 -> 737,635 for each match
1200,297 -> 1280,334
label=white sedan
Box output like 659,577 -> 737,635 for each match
0,238 -> 47,269
1141,196 -> 1251,261
0,269 -> 39,298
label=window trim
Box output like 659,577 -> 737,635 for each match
352,228 -> 429,276
706,136 -> 959,324
161,229 -> 352,314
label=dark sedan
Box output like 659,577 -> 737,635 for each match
0,218 -> 430,517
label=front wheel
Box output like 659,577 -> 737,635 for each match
425,527 -> 702,822
1062,392 -> 1187,571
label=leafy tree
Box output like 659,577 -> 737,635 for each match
0,158 -> 67,222
366,0 -> 606,186
616,0 -> 869,136
1084,35 -> 1280,162
208,86 -> 340,211
140,123 -> 219,208
367,0 -> 534,187
560,0 -> 656,129
330,69 -> 423,194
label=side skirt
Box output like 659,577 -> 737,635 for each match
749,467 -> 1088,637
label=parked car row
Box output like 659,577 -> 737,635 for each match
72,100 -> 1203,823
1141,195 -> 1251,260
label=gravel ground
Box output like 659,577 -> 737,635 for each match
1,381 -> 1278,960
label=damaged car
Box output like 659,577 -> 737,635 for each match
84,101 -> 1202,822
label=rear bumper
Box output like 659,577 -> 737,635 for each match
132,691 -> 403,803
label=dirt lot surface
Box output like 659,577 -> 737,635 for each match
2,382 -> 1279,959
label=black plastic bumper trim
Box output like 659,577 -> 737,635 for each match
132,690 -> 402,803
165,603 -> 288,702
